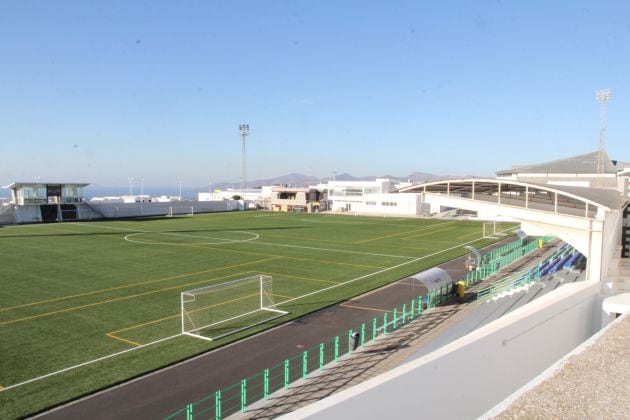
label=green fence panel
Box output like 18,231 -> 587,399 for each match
264,369 -> 269,400
215,390 -> 221,420
319,343 -> 324,370
241,379 -> 247,413
372,317 -> 377,341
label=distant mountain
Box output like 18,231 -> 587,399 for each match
251,173 -> 321,187
207,171 -> 464,190
84,172 -> 469,198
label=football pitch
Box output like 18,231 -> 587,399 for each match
0,211 -> 516,418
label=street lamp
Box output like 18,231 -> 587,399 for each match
239,124 -> 250,192
595,88 -> 612,183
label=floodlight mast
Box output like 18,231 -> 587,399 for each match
595,88 -> 611,185
239,124 -> 249,193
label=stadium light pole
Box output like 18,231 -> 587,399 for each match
595,88 -> 612,184
239,124 -> 249,193
140,178 -> 144,196
128,177 -> 134,196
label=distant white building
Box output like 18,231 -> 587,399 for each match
316,178 -> 424,216
197,188 -> 270,202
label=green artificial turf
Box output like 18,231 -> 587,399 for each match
0,212 -> 515,418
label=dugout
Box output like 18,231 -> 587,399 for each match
402,267 -> 454,302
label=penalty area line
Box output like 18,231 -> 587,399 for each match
1,334 -> 182,393
106,333 -> 142,347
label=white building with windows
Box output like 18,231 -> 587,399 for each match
319,178 -> 424,215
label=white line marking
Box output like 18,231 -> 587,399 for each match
246,240 -> 415,259
275,234 -> 500,307
2,334 -> 182,392
124,231 -> 260,245
2,220 -> 510,392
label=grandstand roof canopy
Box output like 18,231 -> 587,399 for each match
397,178 -> 628,216
4,182 -> 90,189
496,150 -> 617,176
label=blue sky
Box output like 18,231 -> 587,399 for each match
1,1 -> 628,193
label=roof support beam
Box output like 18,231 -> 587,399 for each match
525,185 -> 529,209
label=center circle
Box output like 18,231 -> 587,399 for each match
124,230 -> 260,246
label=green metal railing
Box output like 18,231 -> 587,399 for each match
476,243 -> 575,302
166,236 -> 538,420
463,236 -> 554,288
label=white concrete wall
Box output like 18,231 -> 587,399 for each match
0,205 -> 16,225
15,205 -> 42,223
601,209 -> 623,278
87,200 -> 237,218
330,193 -> 421,215
284,281 -> 601,420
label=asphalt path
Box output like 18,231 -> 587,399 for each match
37,236 -> 516,420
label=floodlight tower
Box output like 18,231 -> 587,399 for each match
239,124 -> 250,192
595,88 -> 612,185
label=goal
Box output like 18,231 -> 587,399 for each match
181,274 -> 287,341
483,221 -> 513,239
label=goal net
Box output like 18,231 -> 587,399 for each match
482,221 -> 512,239
181,274 -> 287,341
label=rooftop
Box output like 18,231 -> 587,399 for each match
496,150 -> 617,176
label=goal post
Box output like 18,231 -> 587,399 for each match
181,274 -> 288,342
483,221 -> 513,239
482,221 -> 496,238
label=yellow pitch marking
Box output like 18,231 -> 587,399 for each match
340,304 -> 390,313
271,292 -> 295,300
457,230 -> 484,240
0,257 -> 282,314
261,272 -> 339,285
354,221 -> 456,244
105,333 -> 141,347
401,226 -> 457,240
0,270 -> 269,327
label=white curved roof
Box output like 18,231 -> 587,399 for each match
397,178 -> 627,216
